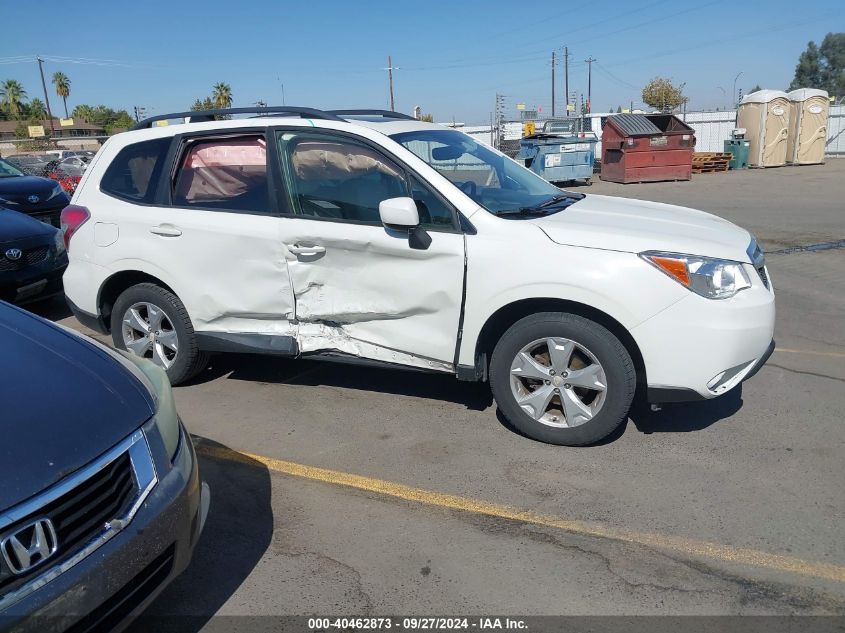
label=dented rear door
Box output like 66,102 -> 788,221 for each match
275,129 -> 465,369
126,130 -> 296,336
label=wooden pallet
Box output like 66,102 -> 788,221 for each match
692,161 -> 730,173
692,151 -> 732,174
693,152 -> 733,162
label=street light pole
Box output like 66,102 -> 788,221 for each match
733,71 -> 744,107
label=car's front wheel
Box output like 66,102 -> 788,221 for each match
111,283 -> 209,385
490,312 -> 636,445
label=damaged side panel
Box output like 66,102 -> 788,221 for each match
280,217 -> 465,371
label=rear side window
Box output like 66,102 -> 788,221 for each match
100,137 -> 170,203
172,135 -> 269,214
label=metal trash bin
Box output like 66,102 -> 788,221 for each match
517,119 -> 597,185
723,128 -> 750,169
600,113 -> 695,184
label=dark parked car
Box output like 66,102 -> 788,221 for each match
0,158 -> 70,227
3,155 -> 52,176
0,301 -> 209,631
0,208 -> 68,304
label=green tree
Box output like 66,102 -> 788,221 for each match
419,113 -> 434,122
0,79 -> 27,119
72,104 -> 95,122
212,82 -> 232,109
190,97 -> 215,111
790,33 -> 845,95
52,71 -> 71,118
641,77 -> 686,112
106,110 -> 134,134
26,97 -> 47,119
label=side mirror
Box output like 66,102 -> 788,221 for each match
379,197 -> 419,229
379,196 -> 432,250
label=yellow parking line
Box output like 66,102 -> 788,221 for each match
775,347 -> 845,359
196,444 -> 845,584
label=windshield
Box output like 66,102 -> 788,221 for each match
0,159 -> 25,178
391,129 -> 578,215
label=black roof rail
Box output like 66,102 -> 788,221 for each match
130,106 -> 342,130
327,109 -> 417,121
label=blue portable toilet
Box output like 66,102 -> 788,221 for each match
516,118 -> 597,185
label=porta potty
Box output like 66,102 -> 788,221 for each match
786,88 -> 829,165
736,90 -> 790,167
600,113 -> 695,184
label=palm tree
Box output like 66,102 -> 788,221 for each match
72,104 -> 95,122
0,79 -> 27,119
28,98 -> 47,120
52,71 -> 71,118
212,82 -> 232,109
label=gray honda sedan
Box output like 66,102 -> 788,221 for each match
0,301 -> 209,631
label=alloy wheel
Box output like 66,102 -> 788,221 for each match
121,302 -> 179,369
509,337 -> 607,428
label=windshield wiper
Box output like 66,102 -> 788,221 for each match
494,208 -> 556,218
495,193 -> 584,218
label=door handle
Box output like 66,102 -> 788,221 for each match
287,243 -> 326,256
150,224 -> 182,237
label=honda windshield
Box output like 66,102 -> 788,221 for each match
390,129 -> 582,216
0,159 -> 25,178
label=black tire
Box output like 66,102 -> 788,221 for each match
489,312 -> 635,446
110,283 -> 209,385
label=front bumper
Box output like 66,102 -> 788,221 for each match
0,254 -> 67,305
0,420 -> 208,632
631,278 -> 776,402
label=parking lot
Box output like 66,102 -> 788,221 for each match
34,160 -> 845,626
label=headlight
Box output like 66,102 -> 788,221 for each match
641,251 -> 752,300
53,229 -> 66,255
48,182 -> 64,200
119,352 -> 181,461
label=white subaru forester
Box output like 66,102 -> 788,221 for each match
61,107 -> 775,446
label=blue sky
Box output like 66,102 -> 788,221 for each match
2,0 -> 842,123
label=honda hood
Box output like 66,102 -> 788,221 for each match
535,194 -> 753,262
0,304 -> 155,510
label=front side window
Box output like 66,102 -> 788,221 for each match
391,129 -> 579,216
172,135 -> 269,213
100,137 -> 170,202
278,131 -> 408,225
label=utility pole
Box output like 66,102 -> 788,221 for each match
564,46 -> 570,117
36,56 -> 56,138
494,93 -> 505,150
551,51 -> 556,117
277,77 -> 286,106
386,55 -> 397,111
584,56 -> 596,114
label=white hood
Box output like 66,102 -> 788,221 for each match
534,194 -> 753,262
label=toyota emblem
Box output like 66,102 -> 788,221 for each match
27,194 -> 40,204
5,248 -> 22,261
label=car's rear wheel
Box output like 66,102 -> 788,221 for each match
490,312 -> 635,445
111,283 -> 209,385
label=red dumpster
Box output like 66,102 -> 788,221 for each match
600,113 -> 695,183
